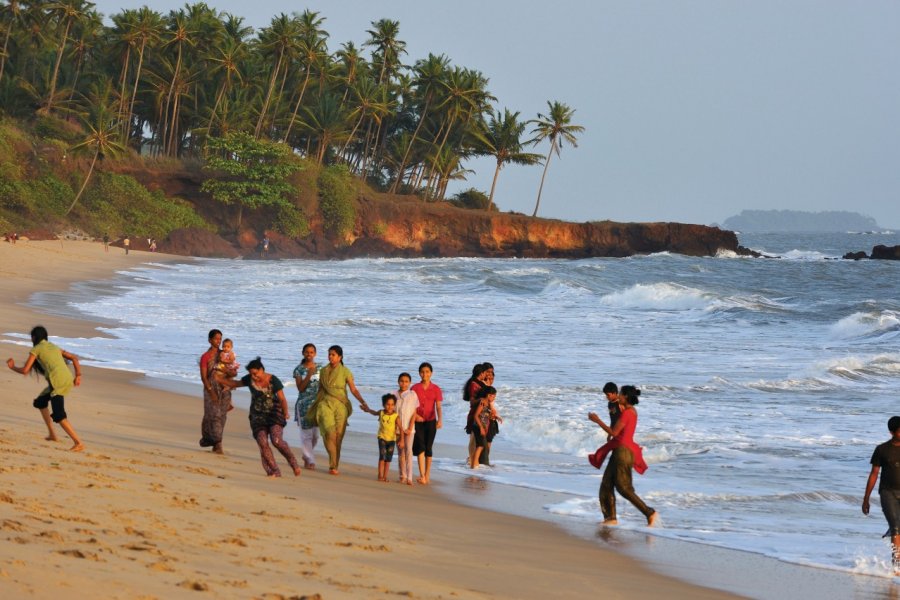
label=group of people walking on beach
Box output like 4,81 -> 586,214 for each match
198,329 -> 447,483
6,324 -> 900,573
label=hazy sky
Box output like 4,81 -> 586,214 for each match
93,1 -> 900,227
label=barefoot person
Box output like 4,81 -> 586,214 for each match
587,385 -> 658,527
306,345 -> 369,475
6,326 -> 84,451
199,329 -> 231,454
292,343 -> 320,470
412,361 -> 443,484
219,357 -> 301,478
862,415 -> 900,575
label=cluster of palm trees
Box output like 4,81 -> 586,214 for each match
0,1 -> 583,215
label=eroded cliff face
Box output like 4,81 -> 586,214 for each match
126,168 -> 740,259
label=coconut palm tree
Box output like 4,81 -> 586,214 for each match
43,0 -> 90,114
300,92 -> 349,165
0,0 -> 26,85
124,7 -> 163,146
389,52 -> 448,193
66,83 -> 126,215
474,109 -> 543,208
254,13 -> 299,139
365,18 -> 405,87
529,100 -> 584,217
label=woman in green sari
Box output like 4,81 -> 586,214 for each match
307,345 -> 369,475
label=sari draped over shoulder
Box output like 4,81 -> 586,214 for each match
587,409 -> 648,474
200,349 -> 232,448
306,363 -> 352,433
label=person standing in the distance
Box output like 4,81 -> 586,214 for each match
587,385 -> 658,527
411,362 -> 443,484
863,415 -> 900,575
306,345 -> 369,475
123,235 -> 130,255
102,232 -> 109,253
199,329 -> 231,454
293,343 -> 320,470
6,326 -> 85,451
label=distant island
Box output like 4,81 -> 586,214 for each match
722,210 -> 882,233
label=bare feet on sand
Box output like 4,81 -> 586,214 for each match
602,519 -> 618,526
70,443 -> 85,452
45,435 -> 58,442
293,467 -> 302,476
328,469 -> 339,476
302,459 -> 316,470
647,511 -> 660,527
212,443 -> 224,455
416,477 -> 428,485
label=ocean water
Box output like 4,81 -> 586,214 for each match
10,230 -> 900,578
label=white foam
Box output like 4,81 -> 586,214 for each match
829,311 -> 900,341
600,283 -> 714,311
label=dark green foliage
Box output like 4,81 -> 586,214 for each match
273,202 -> 310,239
0,176 -> 73,215
81,173 -> 209,238
201,133 -> 301,227
33,116 -> 81,144
451,188 -> 494,211
318,164 -> 356,237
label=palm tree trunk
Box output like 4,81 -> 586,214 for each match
0,25 -> 12,84
65,149 -> 99,215
532,144 -> 554,217
126,41 -> 147,146
488,160 -> 502,207
45,18 -> 73,114
117,46 -> 131,137
339,111 -> 366,157
283,67 -> 312,142
390,97 -> 431,193
255,52 -> 283,139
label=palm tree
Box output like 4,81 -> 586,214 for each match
475,109 -> 543,208
0,0 -> 26,85
389,52 -> 448,193
254,13 -> 299,138
44,0 -> 89,115
282,12 -> 328,142
365,18 -> 405,86
300,92 -> 349,164
529,100 -> 584,217
66,83 -> 126,214
124,7 -> 163,146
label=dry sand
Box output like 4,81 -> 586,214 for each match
0,240 -> 751,599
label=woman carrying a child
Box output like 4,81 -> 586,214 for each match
306,345 -> 369,475
199,329 -> 231,454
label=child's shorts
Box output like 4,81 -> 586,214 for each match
378,439 -> 396,462
33,392 -> 67,423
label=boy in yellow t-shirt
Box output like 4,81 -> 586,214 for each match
363,393 -> 399,482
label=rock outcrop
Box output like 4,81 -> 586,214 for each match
842,245 -> 900,261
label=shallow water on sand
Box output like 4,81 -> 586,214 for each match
14,231 -> 900,579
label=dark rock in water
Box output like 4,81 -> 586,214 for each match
737,245 -> 762,258
871,245 -> 900,260
842,251 -> 869,260
162,227 -> 240,258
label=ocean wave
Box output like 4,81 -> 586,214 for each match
828,311 -> 900,341
599,283 -> 714,311
820,354 -> 900,380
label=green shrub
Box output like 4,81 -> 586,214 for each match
451,188 -> 494,211
0,180 -> 30,212
32,176 -> 74,216
82,173 -> 210,238
273,202 -> 309,239
33,115 -> 81,144
318,164 -> 356,237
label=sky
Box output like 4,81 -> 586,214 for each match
92,1 -> 900,227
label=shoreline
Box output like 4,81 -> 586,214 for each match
0,240 -> 893,599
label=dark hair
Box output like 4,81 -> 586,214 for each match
398,372 -> 412,381
302,343 -> 316,353
328,345 -> 344,364
419,361 -> 433,373
462,364 -> 488,401
481,362 -> 494,372
222,338 -> 233,346
889,416 -> 900,433
476,385 -> 496,399
208,329 -> 222,342
620,385 -> 641,405
246,356 -> 265,371
382,393 -> 397,406
602,382 -> 618,394
30,325 -> 48,345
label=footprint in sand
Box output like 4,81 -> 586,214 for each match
177,580 -> 209,591
57,549 -> 103,561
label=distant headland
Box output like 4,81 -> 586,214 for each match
722,210 -> 883,233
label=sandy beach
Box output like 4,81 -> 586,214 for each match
1,240 -> 893,600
